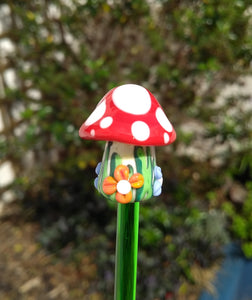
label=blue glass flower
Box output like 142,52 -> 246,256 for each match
94,162 -> 102,189
153,166 -> 163,196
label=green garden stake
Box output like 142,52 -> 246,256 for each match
79,84 -> 176,299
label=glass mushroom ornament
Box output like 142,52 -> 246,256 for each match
79,84 -> 176,203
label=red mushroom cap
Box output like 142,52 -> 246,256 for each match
79,84 -> 176,146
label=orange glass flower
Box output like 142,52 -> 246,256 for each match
102,165 -> 144,204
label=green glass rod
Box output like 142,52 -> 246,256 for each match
114,202 -> 140,300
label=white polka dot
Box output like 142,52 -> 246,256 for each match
91,129 -> 95,136
164,132 -> 169,144
112,84 -> 151,115
131,121 -> 150,141
100,116 -> 113,129
155,107 -> 173,132
117,180 -> 131,195
85,100 -> 106,126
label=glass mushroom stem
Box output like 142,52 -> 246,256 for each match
96,141 -> 161,204
94,140 -> 162,300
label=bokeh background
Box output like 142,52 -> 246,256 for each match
0,1 -> 252,299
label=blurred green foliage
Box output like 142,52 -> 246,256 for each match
223,182 -> 252,258
1,0 -> 252,298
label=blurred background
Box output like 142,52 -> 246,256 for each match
0,1 -> 252,299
